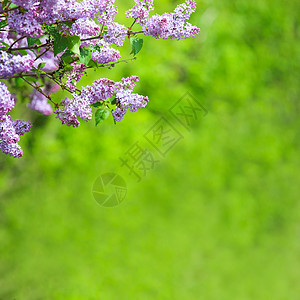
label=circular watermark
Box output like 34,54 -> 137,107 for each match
92,173 -> 127,207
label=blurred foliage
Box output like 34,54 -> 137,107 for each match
1,0 -> 300,299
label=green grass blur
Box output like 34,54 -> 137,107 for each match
1,0 -> 300,299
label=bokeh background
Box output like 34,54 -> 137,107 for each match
1,0 -> 300,299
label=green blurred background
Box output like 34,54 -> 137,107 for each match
1,0 -> 300,299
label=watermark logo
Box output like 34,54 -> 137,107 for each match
169,92 -> 208,130
92,173 -> 127,207
119,141 -> 160,182
144,117 -> 183,157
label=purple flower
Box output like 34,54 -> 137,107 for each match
0,115 -> 19,143
91,41 -> 121,64
126,0 -> 154,25
143,0 -> 200,40
69,18 -> 101,38
14,119 -> 32,136
115,89 -> 148,113
112,76 -> 149,122
11,0 -> 37,10
83,78 -> 115,104
112,107 -> 127,122
174,0 -> 197,21
8,10 -> 43,38
104,22 -> 127,47
0,115 -> 32,158
0,0 -> 201,157
115,75 -> 139,91
55,94 -> 92,127
0,51 -> 34,79
28,90 -> 53,116
64,62 -> 87,91
0,142 -> 23,158
0,82 -> 15,117
96,1 -> 118,25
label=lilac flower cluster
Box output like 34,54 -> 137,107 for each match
125,0 -> 200,40
0,82 -> 32,158
83,78 -> 116,103
55,94 -> 93,127
91,41 -> 121,64
27,84 -> 58,116
11,0 -> 37,10
126,0 -> 154,25
55,76 -> 148,126
113,91 -> 148,122
69,18 -> 101,38
143,0 -> 200,40
14,119 -> 33,136
0,115 -> 32,158
64,63 -> 87,91
0,81 -> 15,116
10,0 -> 118,26
8,10 -> 44,38
104,22 -> 127,47
0,0 -> 200,158
113,76 -> 148,121
28,92 -> 53,116
0,51 -> 34,79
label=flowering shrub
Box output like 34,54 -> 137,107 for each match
0,0 -> 200,158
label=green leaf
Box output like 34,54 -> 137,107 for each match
61,20 -> 74,28
37,62 -> 46,70
64,64 -> 73,72
67,35 -> 81,56
2,0 -> 9,10
45,24 -> 59,38
53,35 -> 68,56
93,44 -> 101,52
79,47 -> 91,65
88,60 -> 99,69
130,37 -> 143,56
0,40 -> 10,47
0,20 -> 7,29
91,102 -> 104,108
95,108 -> 110,126
25,76 -> 38,83
61,50 -> 73,64
109,96 -> 117,105
19,49 -> 29,56
27,37 -> 40,47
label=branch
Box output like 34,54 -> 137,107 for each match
41,71 -> 81,95
7,35 -> 26,52
1,71 -> 55,79
1,5 -> 20,13
21,76 -> 58,107
131,31 -> 145,35
34,46 -> 51,61
8,42 -> 51,52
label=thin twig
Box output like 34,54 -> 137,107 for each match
21,76 -> 58,106
1,5 -> 20,13
42,71 -> 81,95
8,42 -> 51,52
7,35 -> 26,52
34,46 -> 51,61
5,30 -> 145,53
131,31 -> 144,35
130,19 -> 137,29
85,57 -> 137,72
81,34 -> 103,42
1,71 -> 54,79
